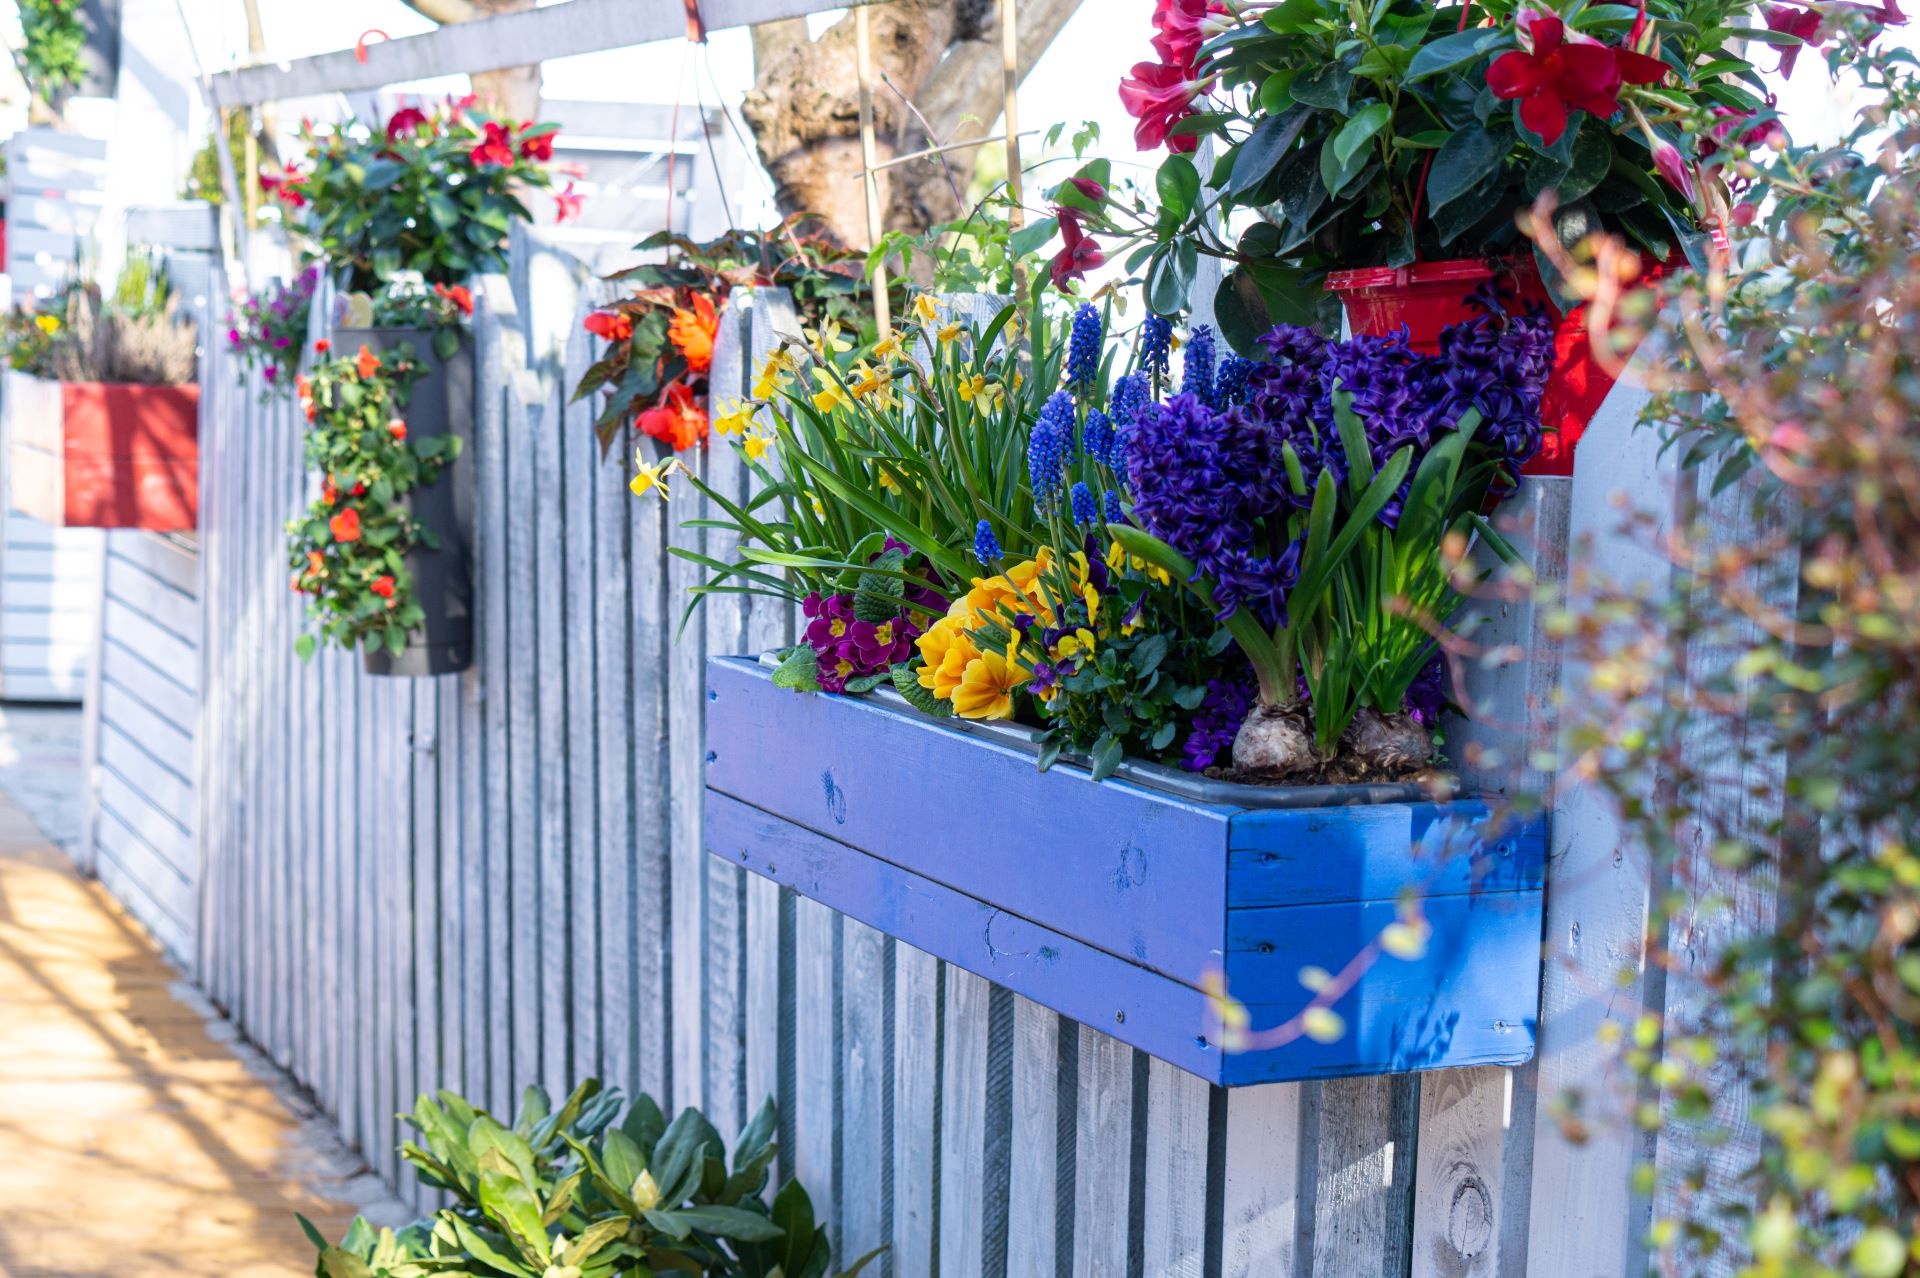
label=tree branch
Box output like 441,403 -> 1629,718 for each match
397,0 -> 482,25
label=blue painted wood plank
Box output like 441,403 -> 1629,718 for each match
705,658 -> 1232,986
1226,806 -> 1547,906
1223,892 -> 1541,1082
704,789 -> 1230,1085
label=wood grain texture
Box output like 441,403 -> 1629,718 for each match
1071,1026 -> 1135,1278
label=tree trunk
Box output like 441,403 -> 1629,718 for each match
743,0 -> 959,248
398,0 -> 541,123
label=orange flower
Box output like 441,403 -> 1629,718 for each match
667,293 -> 719,374
356,345 -> 381,379
329,508 -> 362,542
636,381 -> 708,452
369,575 -> 396,598
584,310 -> 632,343
314,339 -> 330,354
434,282 -> 474,316
306,550 -> 325,574
387,419 -> 408,440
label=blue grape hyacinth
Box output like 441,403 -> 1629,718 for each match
1067,302 -> 1102,388
1028,390 -> 1076,501
1069,481 -> 1098,526
1184,324 -> 1217,407
973,519 -> 1002,565
1141,314 -> 1173,386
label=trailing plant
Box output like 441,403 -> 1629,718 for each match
303,1079 -> 881,1278
270,97 -> 566,293
16,0 -> 86,105
0,306 -> 65,376
1067,0 -> 1894,343
574,223 -> 886,455
228,266 -> 320,396
1543,26 -> 1920,1275
287,338 -> 459,660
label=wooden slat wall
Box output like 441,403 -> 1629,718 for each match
168,230 -> 1753,1277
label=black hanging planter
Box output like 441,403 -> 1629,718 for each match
334,325 -> 475,677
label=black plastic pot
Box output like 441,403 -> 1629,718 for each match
335,325 -> 475,677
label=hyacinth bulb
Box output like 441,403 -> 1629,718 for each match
1232,704 -> 1314,777
1341,707 -> 1435,772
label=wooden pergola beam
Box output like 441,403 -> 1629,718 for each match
206,0 -> 884,109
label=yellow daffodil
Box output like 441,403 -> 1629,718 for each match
629,456 -> 685,500
742,433 -> 774,462
712,399 -> 756,437
878,467 -> 904,494
957,374 -> 1005,411
872,330 -> 905,360
1010,367 -> 1025,392
848,359 -> 891,400
808,491 -> 827,519
804,319 -> 852,358
752,349 -> 796,399
812,367 -> 853,413
936,321 -> 964,345
952,649 -> 1029,720
910,294 -> 943,325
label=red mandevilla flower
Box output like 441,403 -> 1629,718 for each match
1120,59 -> 1210,152
470,122 -> 517,167
1485,9 -> 1668,146
1050,207 -> 1106,290
1066,178 -> 1107,203
386,106 -> 430,140
519,129 -> 557,162
1150,0 -> 1230,68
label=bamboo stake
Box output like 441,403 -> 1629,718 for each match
854,4 -> 891,340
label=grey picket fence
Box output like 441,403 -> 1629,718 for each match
185,226 -> 1737,1277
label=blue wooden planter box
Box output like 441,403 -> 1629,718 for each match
703,657 -> 1548,1085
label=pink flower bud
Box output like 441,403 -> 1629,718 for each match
1650,138 -> 1696,202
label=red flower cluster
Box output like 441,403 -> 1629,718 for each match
1485,8 -> 1668,146
1766,0 -> 1904,77
638,381 -> 708,452
584,310 -> 633,343
554,181 -> 584,224
330,508 -> 362,543
260,163 -> 308,208
1119,0 -> 1225,152
434,282 -> 474,316
386,106 -> 430,140
519,129 -> 557,162
470,122 -> 517,167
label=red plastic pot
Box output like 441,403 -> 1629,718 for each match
1325,257 -> 1639,476
4,371 -> 199,530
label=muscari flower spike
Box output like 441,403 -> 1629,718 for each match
1141,315 -> 1173,386
1215,354 -> 1253,408
1067,302 -> 1102,388
1103,489 -> 1125,523
1028,390 -> 1077,500
1070,481 -> 1098,526
1082,409 -> 1115,468
1184,324 -> 1217,408
973,519 -> 1003,565
1110,371 -> 1148,428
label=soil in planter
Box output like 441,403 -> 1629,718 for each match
1201,752 -> 1453,790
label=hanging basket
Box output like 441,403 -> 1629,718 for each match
1325,256 -> 1638,477
332,326 -> 475,678
3,371 -> 199,530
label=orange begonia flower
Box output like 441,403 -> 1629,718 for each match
667,293 -> 719,374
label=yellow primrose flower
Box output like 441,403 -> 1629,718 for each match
804,319 -> 852,358
951,648 -> 1029,720
812,367 -> 853,413
629,456 -> 685,500
915,620 -> 979,701
910,294 -> 943,325
936,321 -> 963,345
712,399 -> 756,437
33,314 -> 59,334
752,350 -> 796,399
742,433 -> 774,462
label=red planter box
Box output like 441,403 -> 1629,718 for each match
4,371 -> 199,530
1326,257 -> 1641,477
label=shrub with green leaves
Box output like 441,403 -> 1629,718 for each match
305,1080 -> 880,1278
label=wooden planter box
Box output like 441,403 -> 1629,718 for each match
4,371 -> 198,530
703,657 -> 1548,1085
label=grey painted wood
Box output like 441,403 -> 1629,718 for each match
1072,1026 -> 1136,1278
1007,996 -> 1062,1278
1221,1084 -> 1303,1277
939,965 -> 993,1278
891,942 -> 940,1278
1143,1058 -> 1211,1277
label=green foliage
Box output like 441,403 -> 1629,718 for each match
279,102 -> 555,292
1564,27 -> 1920,1275
306,1080 -> 882,1278
17,0 -> 86,105
287,340 -> 453,659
